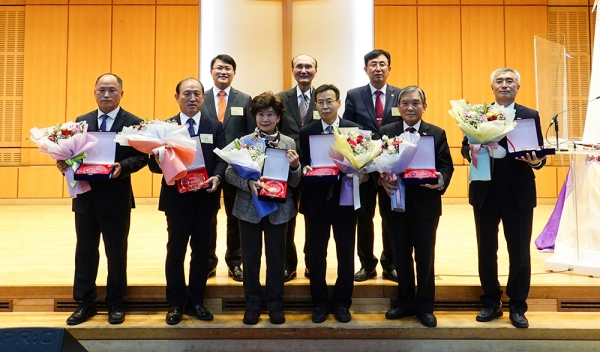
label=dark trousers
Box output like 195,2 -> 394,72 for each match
239,218 -> 287,311
73,211 -> 130,307
385,209 -> 438,314
357,178 -> 394,271
307,201 -> 357,309
474,187 -> 533,312
165,209 -> 214,307
209,182 -> 242,269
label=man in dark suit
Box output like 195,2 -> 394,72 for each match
381,86 -> 453,328
343,49 -> 402,282
149,78 -> 227,325
201,54 -> 254,282
299,84 -> 364,324
58,73 -> 149,325
277,54 -> 320,281
461,68 -> 546,329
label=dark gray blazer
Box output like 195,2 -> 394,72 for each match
201,87 -> 254,145
342,84 -> 402,139
277,86 -> 319,148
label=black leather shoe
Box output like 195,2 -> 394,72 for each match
228,265 -> 243,282
382,269 -> 398,282
385,307 -> 416,320
354,268 -> 377,282
243,310 -> 260,325
207,267 -> 217,279
283,269 -> 297,282
108,306 -> 125,324
165,306 -> 183,325
269,309 -> 286,324
417,312 -> 437,328
66,304 -> 97,325
510,311 -> 529,328
304,268 -> 310,278
312,307 -> 328,323
334,307 -> 351,323
476,305 -> 503,322
186,305 -> 213,321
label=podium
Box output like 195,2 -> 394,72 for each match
545,150 -> 600,276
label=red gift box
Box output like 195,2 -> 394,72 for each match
73,132 -> 116,181
177,167 -> 209,193
401,135 -> 438,185
258,179 -> 288,203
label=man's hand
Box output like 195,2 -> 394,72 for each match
205,176 -> 220,193
302,165 -> 313,176
109,162 -> 122,178
248,178 -> 269,196
516,151 -> 546,166
56,160 -> 69,174
421,172 -> 445,190
380,175 -> 398,197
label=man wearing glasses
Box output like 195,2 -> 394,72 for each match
343,49 -> 402,283
201,54 -> 255,282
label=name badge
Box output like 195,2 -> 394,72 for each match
391,107 -> 401,116
231,107 -> 244,116
313,111 -> 321,120
200,134 -> 213,144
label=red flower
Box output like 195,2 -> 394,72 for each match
357,135 -> 364,143
348,139 -> 357,147
392,141 -> 400,147
61,129 -> 72,136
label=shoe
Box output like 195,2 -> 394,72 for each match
510,311 -> 529,328
108,306 -> 125,324
207,267 -> 217,279
476,305 -> 503,322
243,310 -> 260,325
186,305 -> 213,321
312,307 -> 328,323
165,306 -> 183,325
66,304 -> 97,325
283,269 -> 297,282
354,268 -> 377,282
417,312 -> 437,328
385,307 -> 416,320
334,307 -> 351,323
269,310 -> 286,324
382,269 -> 398,282
228,265 -> 244,282
304,268 -> 310,279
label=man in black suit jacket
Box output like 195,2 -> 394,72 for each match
201,54 -> 254,282
342,49 -> 402,282
58,73 -> 149,325
277,54 -> 320,281
461,68 -> 546,329
380,86 -> 453,328
149,78 -> 227,325
299,84 -> 364,324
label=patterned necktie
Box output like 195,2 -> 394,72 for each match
99,114 -> 108,131
406,127 -> 416,133
299,94 -> 309,125
375,90 -> 384,128
187,117 -> 196,137
325,125 -> 334,134
218,91 -> 226,122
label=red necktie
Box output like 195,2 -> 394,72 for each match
375,90 -> 383,128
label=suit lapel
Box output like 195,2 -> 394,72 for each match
223,88 -> 237,129
286,88 -> 303,127
87,111 -> 99,131
383,86 -> 397,125
110,108 -> 127,132
203,88 -> 217,120
359,85 -> 377,125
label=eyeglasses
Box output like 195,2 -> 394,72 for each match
367,61 -> 388,69
316,100 -> 336,107
212,65 -> 233,72
494,78 -> 516,85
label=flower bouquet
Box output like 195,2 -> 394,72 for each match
115,119 -> 196,185
365,132 -> 420,212
448,99 -> 516,181
29,121 -> 98,198
329,127 -> 382,209
213,137 -> 277,218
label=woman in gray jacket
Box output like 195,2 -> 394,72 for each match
225,91 -> 301,325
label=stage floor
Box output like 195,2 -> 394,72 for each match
0,198 -> 597,290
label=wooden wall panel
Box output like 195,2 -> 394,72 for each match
0,166 -> 18,198
157,0 -> 198,4
375,0 -> 416,4
504,6 -> 548,110
0,1 -> 25,5
417,6 -> 463,147
504,0 -> 546,4
418,0 -> 459,4
461,6 -> 505,104
112,5 -> 155,119
535,166 -> 558,198
65,5 -> 112,120
131,166 -> 152,198
443,165 -> 468,198
152,172 -> 161,197
18,166 -> 63,197
113,0 -> 154,4
154,5 -> 198,120
69,1 -> 111,6
25,0 -> 67,3
20,147 -> 54,165
374,6 -> 418,88
461,0 -> 502,4
548,0 -> 588,5
22,5 -> 68,141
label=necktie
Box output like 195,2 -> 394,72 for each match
325,125 -> 334,134
299,94 -> 309,125
99,114 -> 108,131
218,91 -> 226,122
375,90 -> 384,128
187,117 -> 196,137
405,127 -> 416,133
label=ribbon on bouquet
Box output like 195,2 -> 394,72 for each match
471,142 -> 498,168
130,140 -> 195,185
64,152 -> 88,187
383,172 -> 405,212
339,171 -> 364,210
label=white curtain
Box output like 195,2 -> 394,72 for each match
582,1 -> 600,143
